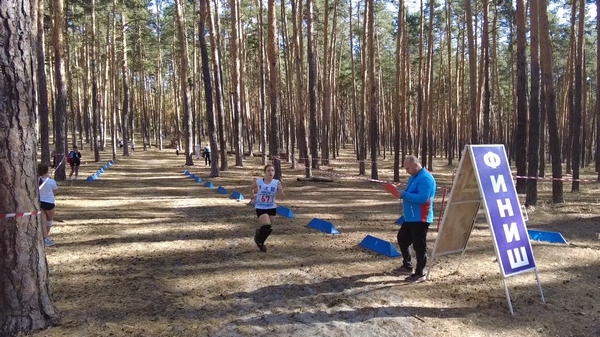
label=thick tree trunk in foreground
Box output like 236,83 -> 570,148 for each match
0,1 -> 60,334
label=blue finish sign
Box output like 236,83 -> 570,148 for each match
471,145 -> 537,278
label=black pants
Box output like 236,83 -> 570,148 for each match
397,221 -> 430,276
204,154 -> 211,165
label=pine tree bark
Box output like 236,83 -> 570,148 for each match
36,0 -> 51,167
0,1 -> 60,334
207,0 -> 228,171
515,0 -> 528,193
230,0 -> 244,166
538,0 -> 564,203
596,0 -> 600,180
307,0 -> 319,171
121,11 -> 130,156
465,0 -> 478,143
366,0 -> 378,179
526,0 -> 541,206
53,0 -> 68,179
174,0 -> 194,166
291,0 -> 310,177
267,0 -> 282,179
258,0 -> 268,166
199,0 -> 220,177
572,0 -> 585,192
91,0 -> 100,162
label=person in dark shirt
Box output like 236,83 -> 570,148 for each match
68,146 -> 82,180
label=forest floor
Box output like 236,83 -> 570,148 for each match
31,145 -> 600,337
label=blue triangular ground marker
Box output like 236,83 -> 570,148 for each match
85,176 -> 95,182
109,160 -> 114,165
204,181 -> 215,188
216,186 -> 228,194
395,215 -> 405,225
230,191 -> 244,200
276,205 -> 295,218
195,177 -> 203,183
359,235 -> 401,257
528,229 -> 568,244
184,170 -> 190,175
307,218 -> 339,234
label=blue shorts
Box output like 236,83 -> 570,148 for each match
256,208 -> 276,217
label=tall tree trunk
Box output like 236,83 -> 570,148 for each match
267,0 -> 282,179
291,0 -> 310,177
465,0 -> 478,143
425,0 -> 435,170
155,0 -> 163,150
199,0 -> 219,177
526,0 -> 541,206
120,11 -> 130,156
0,1 -> 59,334
230,0 -> 243,166
366,0 -> 378,179
538,0 -> 564,203
394,0 -> 405,182
91,0 -> 100,162
258,0 -> 268,165
174,0 -> 194,166
596,0 -> 600,180
36,0 -> 51,167
514,0 -> 528,193
307,0 -> 319,170
208,0 -> 228,171
572,0 -> 585,192
481,0 -> 491,143
53,0 -> 67,179
321,0 -> 331,166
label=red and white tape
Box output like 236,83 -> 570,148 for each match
291,159 -> 452,190
513,175 -> 599,183
297,157 -> 379,164
1,211 -> 41,219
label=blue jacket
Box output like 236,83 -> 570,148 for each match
400,168 -> 436,223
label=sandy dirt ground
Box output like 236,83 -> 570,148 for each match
30,145 -> 600,337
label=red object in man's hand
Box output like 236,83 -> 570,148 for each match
383,183 -> 400,198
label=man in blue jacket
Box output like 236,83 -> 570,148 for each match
394,155 -> 436,282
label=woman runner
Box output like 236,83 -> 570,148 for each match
249,164 -> 284,252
